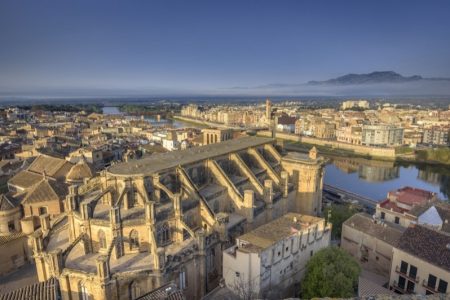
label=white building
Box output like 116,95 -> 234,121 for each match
361,124 -> 404,147
223,213 -> 331,299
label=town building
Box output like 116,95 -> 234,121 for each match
341,100 -> 370,110
341,213 -> 405,277
202,128 -> 233,145
423,126 -> 450,146
223,213 -> 331,299
375,187 -> 437,227
361,125 -> 404,147
389,225 -> 450,295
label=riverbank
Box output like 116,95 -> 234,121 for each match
258,130 -> 397,160
258,130 -> 450,166
172,115 -> 232,129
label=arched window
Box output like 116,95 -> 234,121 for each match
130,230 -> 139,250
79,282 -> 89,300
98,230 -> 107,249
157,223 -> 170,246
130,281 -> 140,300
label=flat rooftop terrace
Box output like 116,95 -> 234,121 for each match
108,136 -> 274,176
237,212 -> 323,251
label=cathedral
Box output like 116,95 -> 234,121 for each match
31,136 -> 325,300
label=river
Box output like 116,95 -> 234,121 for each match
324,156 -> 449,201
102,106 -> 204,129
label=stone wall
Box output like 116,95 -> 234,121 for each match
259,131 -> 396,158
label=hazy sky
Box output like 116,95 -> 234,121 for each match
1,0 -> 450,96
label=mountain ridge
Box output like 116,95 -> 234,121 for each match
307,71 -> 449,85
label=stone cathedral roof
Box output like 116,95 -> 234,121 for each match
108,136 -> 275,176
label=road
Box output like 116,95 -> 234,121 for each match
323,184 -> 378,212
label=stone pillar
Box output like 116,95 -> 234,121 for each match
173,193 -> 184,243
196,229 -> 207,298
59,275 -> 72,300
96,255 -> 110,282
49,248 -> 63,277
216,213 -> 229,241
154,247 -> 166,270
40,214 -> 51,234
31,231 -> 44,253
110,207 -> 123,258
152,175 -> 161,203
281,171 -> 289,198
144,201 -> 155,225
264,180 -> 274,207
134,177 -> 147,204
80,202 -> 90,220
243,190 -> 254,223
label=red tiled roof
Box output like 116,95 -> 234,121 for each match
379,199 -> 408,214
387,186 -> 435,206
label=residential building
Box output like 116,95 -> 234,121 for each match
423,127 -> 450,146
341,213 -> 405,277
361,125 -> 404,147
389,225 -> 450,295
375,187 -> 437,227
223,213 -> 331,299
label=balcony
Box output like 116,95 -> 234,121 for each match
391,280 -> 414,294
422,279 -> 437,294
395,266 -> 419,283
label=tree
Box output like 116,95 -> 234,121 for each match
301,246 -> 361,299
324,204 -> 359,240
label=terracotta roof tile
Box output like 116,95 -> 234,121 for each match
396,225 -> 450,272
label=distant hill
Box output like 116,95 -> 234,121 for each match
308,71 -> 424,85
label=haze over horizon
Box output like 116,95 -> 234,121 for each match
1,1 -> 450,98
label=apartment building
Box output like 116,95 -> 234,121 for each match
361,124 -> 404,147
389,225 -> 450,295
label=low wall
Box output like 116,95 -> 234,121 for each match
259,131 -> 396,158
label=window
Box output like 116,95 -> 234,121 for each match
207,249 -> 215,272
398,276 -> 406,289
38,206 -> 48,215
406,280 -> 415,293
427,274 -> 437,289
438,280 -> 448,294
310,250 -> 313,257
179,269 -> 187,289
130,230 -> 139,250
409,265 -> 417,279
400,261 -> 408,274
98,230 -> 107,249
380,212 -> 385,220
157,223 -> 170,246
394,216 -> 400,224
8,221 -> 15,232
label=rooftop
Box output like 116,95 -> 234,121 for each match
396,225 -> 450,272
108,136 -> 274,176
237,213 -> 323,251
387,186 -> 435,207
344,213 -> 405,246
